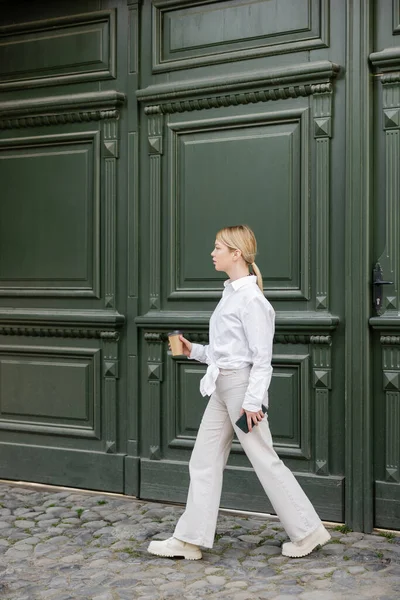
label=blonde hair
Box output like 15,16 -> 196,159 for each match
216,225 -> 263,291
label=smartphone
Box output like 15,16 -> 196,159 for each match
235,404 -> 268,434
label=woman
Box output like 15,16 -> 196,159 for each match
148,225 -> 330,560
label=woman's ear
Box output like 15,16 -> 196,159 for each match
233,249 -> 241,261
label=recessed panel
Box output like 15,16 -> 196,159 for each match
167,352 -> 310,460
0,133 -> 100,297
153,0 -> 328,71
0,10 -> 116,89
169,111 -> 309,299
268,368 -> 299,443
0,346 -> 100,438
177,362 -> 208,439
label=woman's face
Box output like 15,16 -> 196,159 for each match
211,239 -> 236,272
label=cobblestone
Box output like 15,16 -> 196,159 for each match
0,481 -> 399,599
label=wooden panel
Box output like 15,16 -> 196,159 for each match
375,481 -> 400,529
166,352 -> 311,460
268,354 -> 311,459
168,109 -> 310,300
0,443 -> 124,492
0,345 -> 101,439
177,362 -> 208,439
0,10 -> 116,89
140,459 -> 344,522
152,0 -> 329,71
0,132 -> 100,297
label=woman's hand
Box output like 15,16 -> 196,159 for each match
179,335 -> 192,357
240,407 -> 265,433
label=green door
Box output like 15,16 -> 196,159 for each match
369,4 -> 400,529
1,0 -> 400,533
136,0 -> 346,523
0,0 -> 137,493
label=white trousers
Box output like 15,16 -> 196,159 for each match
174,367 -> 322,548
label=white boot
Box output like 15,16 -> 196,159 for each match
147,536 -> 202,560
281,524 -> 331,558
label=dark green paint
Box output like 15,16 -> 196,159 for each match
0,0 -> 398,533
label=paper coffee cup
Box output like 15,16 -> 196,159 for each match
168,330 -> 184,356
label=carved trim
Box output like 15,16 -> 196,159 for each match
146,335 -> 163,460
138,61 -> 339,115
382,344 -> 400,482
0,110 -> 119,130
102,337 -> 119,454
148,114 -> 164,310
0,91 -> 125,130
381,335 -> 400,344
313,88 -> 332,310
371,70 -> 400,313
370,47 -> 400,71
312,341 -> 332,476
0,326 -> 120,339
102,120 -> 119,309
142,331 -> 333,346
136,311 -> 339,331
144,332 -> 163,342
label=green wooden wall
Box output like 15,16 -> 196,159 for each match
0,0 -> 399,533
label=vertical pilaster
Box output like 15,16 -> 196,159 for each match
101,331 -> 120,454
374,77 -> 400,312
145,332 -> 163,460
312,84 -> 333,311
381,337 -> 400,482
311,336 -> 332,475
345,0 -> 373,532
147,110 -> 164,310
102,118 -> 119,309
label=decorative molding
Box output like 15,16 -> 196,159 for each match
0,91 -> 125,130
370,47 -> 400,71
137,61 -> 339,115
148,113 -> 164,310
0,327 -> 120,340
0,309 -> 124,338
102,336 -> 119,454
102,120 -> 119,309
382,343 -> 400,482
142,331 -> 332,346
313,87 -> 333,310
146,335 -> 163,460
136,311 -> 339,332
381,335 -> 400,344
312,339 -> 332,475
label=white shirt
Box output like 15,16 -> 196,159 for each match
189,275 -> 275,412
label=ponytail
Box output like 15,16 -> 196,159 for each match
252,262 -> 263,292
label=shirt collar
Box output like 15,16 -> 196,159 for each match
224,275 -> 257,291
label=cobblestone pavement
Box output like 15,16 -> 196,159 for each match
0,482 -> 399,600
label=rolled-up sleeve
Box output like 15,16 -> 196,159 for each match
241,297 -> 275,412
189,343 -> 210,365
